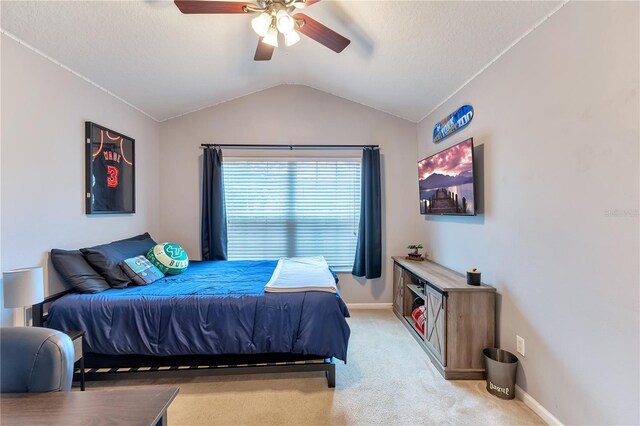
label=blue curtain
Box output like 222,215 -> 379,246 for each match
201,147 -> 228,260
352,147 -> 382,279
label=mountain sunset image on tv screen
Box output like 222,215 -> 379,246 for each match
418,138 -> 476,215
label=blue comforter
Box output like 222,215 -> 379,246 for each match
47,260 -> 350,361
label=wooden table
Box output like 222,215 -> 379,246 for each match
0,386 -> 179,426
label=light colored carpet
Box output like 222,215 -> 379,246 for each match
90,309 -> 543,425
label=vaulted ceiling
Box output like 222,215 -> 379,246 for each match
1,1 -> 562,122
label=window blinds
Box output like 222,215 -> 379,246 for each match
223,160 -> 361,268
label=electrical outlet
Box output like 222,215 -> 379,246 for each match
516,335 -> 525,357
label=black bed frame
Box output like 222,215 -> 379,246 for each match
33,291 -> 336,388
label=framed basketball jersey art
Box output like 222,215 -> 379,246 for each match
85,122 -> 135,214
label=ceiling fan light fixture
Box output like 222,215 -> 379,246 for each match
251,12 -> 272,37
284,30 -> 301,47
276,10 -> 295,34
263,25 -> 279,47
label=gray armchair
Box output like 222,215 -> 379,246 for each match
0,327 -> 74,392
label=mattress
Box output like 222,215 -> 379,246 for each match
47,260 -> 351,361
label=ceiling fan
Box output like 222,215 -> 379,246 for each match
174,0 -> 351,61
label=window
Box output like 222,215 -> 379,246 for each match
223,159 -> 361,269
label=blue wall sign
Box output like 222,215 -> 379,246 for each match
433,105 -> 474,143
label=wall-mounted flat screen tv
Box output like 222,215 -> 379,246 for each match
418,138 -> 476,216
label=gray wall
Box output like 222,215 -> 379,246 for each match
158,84 -> 418,304
0,35 -> 161,324
416,2 -> 639,424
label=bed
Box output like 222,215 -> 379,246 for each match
40,259 -> 350,387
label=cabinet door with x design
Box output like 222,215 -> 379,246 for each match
393,263 -> 405,316
424,286 -> 446,365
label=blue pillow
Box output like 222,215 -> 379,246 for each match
81,233 -> 156,288
51,249 -> 111,293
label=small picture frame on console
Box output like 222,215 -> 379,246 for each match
85,122 -> 135,214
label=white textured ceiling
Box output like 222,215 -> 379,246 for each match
1,1 -> 561,122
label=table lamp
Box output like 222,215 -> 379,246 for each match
3,267 -> 44,326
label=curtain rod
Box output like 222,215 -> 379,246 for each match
200,144 -> 379,150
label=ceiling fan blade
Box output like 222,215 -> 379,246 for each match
254,38 -> 275,61
174,1 -> 248,14
294,13 -> 350,53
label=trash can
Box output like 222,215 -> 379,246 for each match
483,348 -> 518,400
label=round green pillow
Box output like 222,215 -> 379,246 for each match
147,243 -> 189,275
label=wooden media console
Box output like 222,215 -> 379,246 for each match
392,257 -> 496,380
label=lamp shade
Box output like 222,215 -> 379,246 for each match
263,25 -> 279,47
251,12 -> 271,37
3,267 -> 44,308
284,30 -> 301,47
276,10 -> 294,34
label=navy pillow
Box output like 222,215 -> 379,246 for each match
50,249 -> 111,294
81,233 -> 156,289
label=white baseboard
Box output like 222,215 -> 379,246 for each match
515,385 -> 562,425
346,303 -> 392,310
